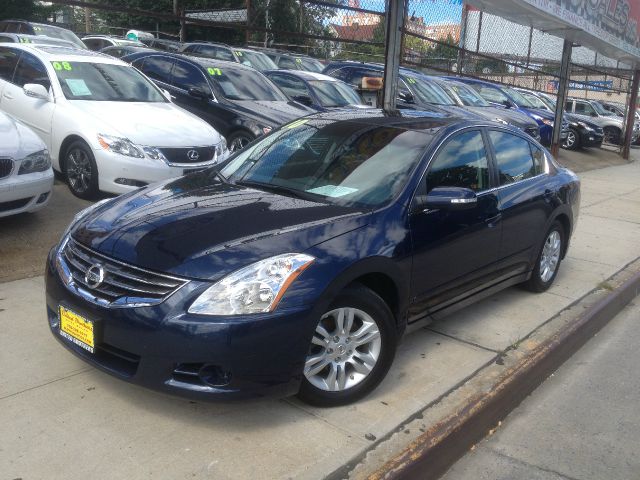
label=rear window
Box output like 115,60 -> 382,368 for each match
489,131 -> 540,185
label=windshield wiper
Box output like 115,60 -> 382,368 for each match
237,180 -> 319,201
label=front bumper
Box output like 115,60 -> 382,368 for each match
0,169 -> 54,218
45,247 -> 318,401
579,130 -> 604,148
93,148 -> 224,195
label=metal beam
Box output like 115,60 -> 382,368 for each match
381,0 -> 405,111
551,39 -> 572,157
622,70 -> 639,160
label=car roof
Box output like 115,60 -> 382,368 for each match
0,43 -> 126,63
182,41 -> 231,48
123,50 -> 250,71
267,69 -> 337,81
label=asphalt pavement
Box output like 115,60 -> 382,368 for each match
441,300 -> 640,480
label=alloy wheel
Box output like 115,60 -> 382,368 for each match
564,130 -> 576,149
67,148 -> 93,194
304,307 -> 382,392
540,230 -> 561,282
229,135 -> 251,153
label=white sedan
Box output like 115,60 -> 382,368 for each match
0,44 -> 228,198
0,111 -> 53,217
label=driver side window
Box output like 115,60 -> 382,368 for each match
426,130 -> 490,192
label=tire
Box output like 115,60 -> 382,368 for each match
64,140 -> 99,199
227,131 -> 254,153
563,128 -> 580,150
297,284 -> 397,407
525,221 -> 565,293
603,126 -> 621,145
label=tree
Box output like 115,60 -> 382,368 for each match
0,0 -> 57,22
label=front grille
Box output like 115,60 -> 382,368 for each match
0,197 -> 31,212
159,146 -> 215,164
0,158 -> 14,179
62,238 -> 187,306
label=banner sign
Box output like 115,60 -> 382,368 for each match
549,79 -> 614,91
519,0 -> 640,59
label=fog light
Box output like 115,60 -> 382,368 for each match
198,364 -> 232,387
37,192 -> 50,203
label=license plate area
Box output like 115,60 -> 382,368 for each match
59,305 -> 95,353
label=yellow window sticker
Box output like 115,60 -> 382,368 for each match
207,67 -> 222,76
407,77 -> 416,84
235,51 -> 243,56
52,61 -> 73,71
285,119 -> 309,129
295,58 -> 302,63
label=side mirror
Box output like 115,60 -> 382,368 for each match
398,90 -> 414,104
503,99 -> 514,109
416,186 -> 478,211
23,83 -> 49,100
188,87 -> 211,99
161,89 -> 172,101
292,94 -> 314,107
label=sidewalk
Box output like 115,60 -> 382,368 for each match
441,300 -> 640,480
1,158 -> 639,480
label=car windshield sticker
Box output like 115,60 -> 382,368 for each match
295,58 -> 302,63
407,77 -> 416,84
307,185 -> 358,197
52,61 -> 73,71
207,67 -> 222,76
285,119 -> 309,129
235,51 -> 243,56
65,79 -> 92,96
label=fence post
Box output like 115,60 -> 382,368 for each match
622,69 -> 639,160
381,0 -> 405,111
551,39 -> 572,157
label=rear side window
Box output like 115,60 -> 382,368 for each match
171,60 -> 210,93
4,23 -> 20,34
278,56 -> 297,69
0,48 -> 19,81
530,144 -> 546,175
13,51 -> 50,90
564,100 -> 573,111
269,74 -> 310,98
574,101 -> 596,116
427,130 -> 490,192
489,131 -> 539,185
348,68 -> 382,88
138,56 -> 174,84
196,45 -> 235,62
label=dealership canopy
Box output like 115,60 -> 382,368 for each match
467,0 -> 640,66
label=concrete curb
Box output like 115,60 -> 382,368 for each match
364,264 -> 640,480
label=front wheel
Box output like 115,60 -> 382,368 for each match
525,221 -> 565,292
563,128 -> 580,150
297,284 -> 397,407
227,131 -> 254,153
64,140 -> 99,199
603,126 -> 621,145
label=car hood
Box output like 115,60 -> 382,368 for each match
70,101 -> 222,147
569,112 -> 622,128
0,111 -> 46,158
464,105 -> 537,129
72,173 -> 369,280
228,100 -> 314,126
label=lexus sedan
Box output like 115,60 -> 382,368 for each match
0,44 -> 228,198
46,110 -> 580,406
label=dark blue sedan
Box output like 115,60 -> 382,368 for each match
45,110 -> 580,406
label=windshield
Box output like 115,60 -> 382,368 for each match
537,93 -> 556,110
592,101 -> 612,116
309,80 -> 363,107
298,57 -> 324,73
446,83 -> 489,107
33,24 -> 86,49
206,65 -> 285,101
518,91 -> 549,110
405,76 -> 455,105
505,87 -> 536,108
236,50 -> 277,71
53,61 -> 166,102
220,120 -> 431,207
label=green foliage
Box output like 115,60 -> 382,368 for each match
0,0 -> 57,22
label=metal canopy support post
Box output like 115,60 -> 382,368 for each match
381,0 -> 405,111
551,39 -> 572,157
622,69 -> 640,160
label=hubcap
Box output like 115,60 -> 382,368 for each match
540,230 -> 561,282
67,149 -> 92,193
565,131 -> 576,148
304,307 -> 382,392
230,136 -> 250,153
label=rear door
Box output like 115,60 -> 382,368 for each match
409,128 -> 501,319
487,129 -> 551,278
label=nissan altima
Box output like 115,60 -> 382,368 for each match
45,110 -> 580,406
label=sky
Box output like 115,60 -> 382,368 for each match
354,0 -> 463,26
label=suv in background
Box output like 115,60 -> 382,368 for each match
124,51 -> 314,151
0,20 -> 86,49
82,35 -> 144,51
178,42 -> 238,62
564,97 -> 639,145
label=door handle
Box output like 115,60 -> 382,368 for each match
2,92 -> 13,100
485,213 -> 502,228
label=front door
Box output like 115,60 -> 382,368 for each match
409,129 -> 501,320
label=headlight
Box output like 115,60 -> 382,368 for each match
215,137 -> 228,160
261,126 -> 273,135
188,253 -> 315,315
18,149 -> 50,174
577,122 -> 594,131
97,133 -> 144,158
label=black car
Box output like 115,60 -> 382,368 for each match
265,69 -> 367,111
46,110 -> 580,406
125,51 -> 314,151
0,20 -> 86,49
100,45 -> 153,59
140,38 -> 182,52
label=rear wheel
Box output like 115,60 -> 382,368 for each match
563,128 -> 580,150
297,284 -> 397,407
227,131 -> 254,153
64,140 -> 99,199
525,221 -> 564,292
603,126 -> 621,145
